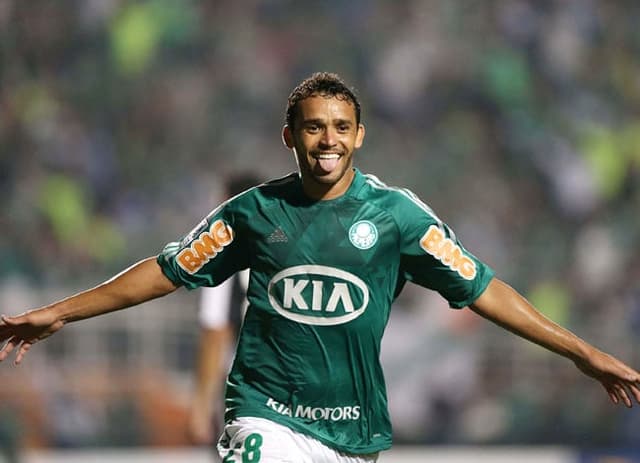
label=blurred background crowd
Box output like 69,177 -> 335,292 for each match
1,0 -> 639,457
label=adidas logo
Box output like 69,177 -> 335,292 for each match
267,227 -> 288,243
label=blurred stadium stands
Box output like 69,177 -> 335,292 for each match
1,0 -> 639,457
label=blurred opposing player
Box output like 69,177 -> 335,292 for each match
188,174 -> 260,453
2,73 -> 640,463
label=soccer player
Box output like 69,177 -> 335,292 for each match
188,174 -> 259,452
1,72 -> 639,462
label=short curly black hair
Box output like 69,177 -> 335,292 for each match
285,72 -> 361,129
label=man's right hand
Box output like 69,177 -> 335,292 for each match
0,309 -> 64,364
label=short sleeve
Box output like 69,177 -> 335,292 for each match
394,190 -> 494,308
156,201 -> 249,290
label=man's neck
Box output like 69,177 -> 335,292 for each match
301,169 -> 355,201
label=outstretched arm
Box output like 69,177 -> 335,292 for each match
470,277 -> 640,407
0,257 -> 178,364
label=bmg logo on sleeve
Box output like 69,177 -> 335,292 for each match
177,219 -> 234,274
419,225 -> 476,280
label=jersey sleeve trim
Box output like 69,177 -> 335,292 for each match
448,270 -> 495,309
364,173 -> 443,227
156,252 -> 183,287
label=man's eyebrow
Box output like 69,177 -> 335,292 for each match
333,119 -> 353,125
301,118 -> 325,125
301,118 -> 354,125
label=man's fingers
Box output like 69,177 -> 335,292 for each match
611,366 -> 640,406
626,381 -> 640,405
630,387 -> 640,406
604,384 -> 619,405
1,315 -> 22,326
618,384 -> 632,408
14,342 -> 33,365
0,337 -> 19,362
603,381 -> 634,407
1,330 -> 37,364
607,382 -> 632,408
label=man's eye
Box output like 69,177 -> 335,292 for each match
337,125 -> 349,132
306,125 -> 320,133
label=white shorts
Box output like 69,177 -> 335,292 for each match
217,417 -> 379,463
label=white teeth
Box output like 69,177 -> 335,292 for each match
315,154 -> 340,159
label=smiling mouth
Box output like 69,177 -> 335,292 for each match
312,153 -> 341,159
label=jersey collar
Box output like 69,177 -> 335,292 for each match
296,168 -> 365,204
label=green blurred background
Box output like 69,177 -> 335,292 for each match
1,0 -> 639,455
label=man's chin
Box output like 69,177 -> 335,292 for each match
310,171 -> 344,185
312,172 -> 338,182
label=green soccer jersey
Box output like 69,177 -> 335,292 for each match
157,169 -> 494,454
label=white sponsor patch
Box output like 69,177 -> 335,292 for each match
266,397 -> 361,421
267,265 -> 369,326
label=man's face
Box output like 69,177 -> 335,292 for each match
283,95 -> 365,199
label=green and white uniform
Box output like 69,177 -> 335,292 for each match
158,169 -> 494,455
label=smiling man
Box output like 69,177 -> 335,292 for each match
1,72 -> 640,463
283,81 -> 365,199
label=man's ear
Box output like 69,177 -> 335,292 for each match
282,125 -> 294,148
354,123 -> 366,149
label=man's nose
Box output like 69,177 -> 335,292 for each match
319,128 -> 337,147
